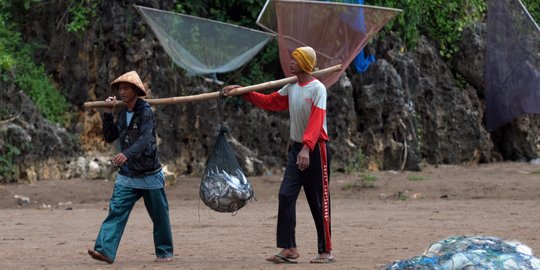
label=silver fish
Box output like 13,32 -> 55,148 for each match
200,167 -> 254,213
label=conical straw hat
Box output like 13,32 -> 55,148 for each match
111,71 -> 147,96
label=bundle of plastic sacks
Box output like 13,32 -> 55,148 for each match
385,235 -> 540,269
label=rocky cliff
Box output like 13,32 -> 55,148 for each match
2,0 -> 538,182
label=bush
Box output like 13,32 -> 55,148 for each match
371,0 -> 486,58
66,0 -> 100,34
0,0 -> 69,124
0,143 -> 21,183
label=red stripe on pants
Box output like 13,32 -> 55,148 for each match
319,141 -> 332,251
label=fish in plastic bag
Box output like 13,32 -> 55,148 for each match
200,129 -> 254,212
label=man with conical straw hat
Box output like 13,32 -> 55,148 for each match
223,46 -> 334,264
87,71 -> 174,264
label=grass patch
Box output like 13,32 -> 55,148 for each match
361,173 -> 378,188
342,182 -> 357,191
407,175 -> 427,181
342,172 -> 379,190
396,190 -> 409,201
342,150 -> 378,189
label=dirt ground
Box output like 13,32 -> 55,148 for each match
1,161 -> 540,270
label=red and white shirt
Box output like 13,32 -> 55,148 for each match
243,78 -> 328,151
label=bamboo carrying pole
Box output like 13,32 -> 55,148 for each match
83,64 -> 342,109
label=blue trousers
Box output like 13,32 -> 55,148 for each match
93,183 -> 173,261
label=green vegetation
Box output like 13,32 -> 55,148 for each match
66,0 -> 101,34
342,173 -> 378,190
371,0 -> 539,58
0,142 -> 21,183
0,0 -> 69,124
343,150 -> 378,189
0,130 -> 30,183
396,190 -> 408,201
345,149 -> 368,174
369,0 -> 421,48
407,174 -> 427,181
371,0 -> 486,58
522,0 -> 540,23
361,173 -> 378,188
0,0 -> 75,181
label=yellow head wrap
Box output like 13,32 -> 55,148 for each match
291,46 -> 317,74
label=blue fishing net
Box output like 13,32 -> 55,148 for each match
385,236 -> 540,269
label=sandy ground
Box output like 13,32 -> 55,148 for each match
1,162 -> 540,269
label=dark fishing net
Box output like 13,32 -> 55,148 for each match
485,0 -> 540,131
199,98 -> 254,213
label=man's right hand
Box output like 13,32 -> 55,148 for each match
222,85 -> 242,97
104,96 -> 116,114
112,152 -> 128,166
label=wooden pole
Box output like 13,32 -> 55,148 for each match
83,64 -> 342,109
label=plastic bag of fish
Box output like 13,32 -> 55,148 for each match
200,167 -> 254,212
199,129 -> 254,213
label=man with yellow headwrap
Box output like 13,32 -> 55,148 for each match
223,46 -> 334,264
